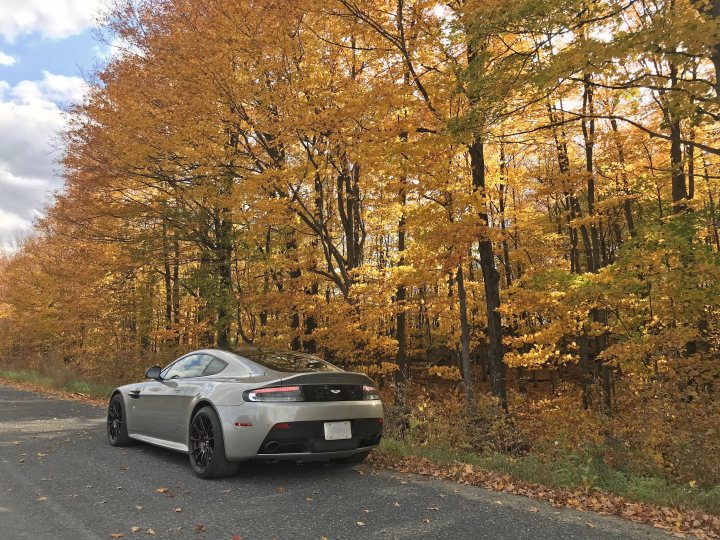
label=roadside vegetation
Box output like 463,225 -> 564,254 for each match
0,0 -> 718,526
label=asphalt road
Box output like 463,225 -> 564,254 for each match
0,385 -> 668,540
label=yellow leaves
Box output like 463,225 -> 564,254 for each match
427,365 -> 462,381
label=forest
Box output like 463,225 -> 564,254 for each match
0,0 -> 719,498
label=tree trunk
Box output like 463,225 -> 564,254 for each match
468,140 -> 507,409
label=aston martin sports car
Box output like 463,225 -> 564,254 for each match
106,348 -> 384,478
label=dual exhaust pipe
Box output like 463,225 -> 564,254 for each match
264,440 -> 281,453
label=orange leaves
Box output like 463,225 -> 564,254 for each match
368,451 -> 720,539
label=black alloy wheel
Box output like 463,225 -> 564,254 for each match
188,406 -> 238,479
107,394 -> 132,446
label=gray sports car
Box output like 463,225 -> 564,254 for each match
106,348 -> 384,478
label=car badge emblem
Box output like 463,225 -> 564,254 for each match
330,389 -> 341,394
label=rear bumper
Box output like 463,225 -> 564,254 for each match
216,400 -> 384,461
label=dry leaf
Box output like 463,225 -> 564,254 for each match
110,534 -> 124,539
153,487 -> 168,493
356,522 -> 365,527
174,507 -> 182,513
131,526 -> 140,533
275,486 -> 286,493
528,506 -> 539,513
145,529 -> 155,536
194,524 -> 207,533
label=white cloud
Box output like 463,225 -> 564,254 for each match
0,0 -> 109,42
0,72 -> 88,249
12,70 -> 89,105
0,51 -> 17,66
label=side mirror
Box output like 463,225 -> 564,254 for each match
144,366 -> 162,380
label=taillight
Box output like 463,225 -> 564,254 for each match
245,386 -> 304,402
362,385 -> 380,400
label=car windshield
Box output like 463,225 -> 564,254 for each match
232,349 -> 342,373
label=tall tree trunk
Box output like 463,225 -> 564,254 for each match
395,164 -> 409,400
669,63 -> 688,213
215,216 -> 234,349
468,140 -> 507,409
161,221 -> 173,331
610,117 -> 636,237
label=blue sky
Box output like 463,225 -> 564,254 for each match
0,0 -> 110,251
1,30 -> 105,87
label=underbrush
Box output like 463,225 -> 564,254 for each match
382,375 -> 720,515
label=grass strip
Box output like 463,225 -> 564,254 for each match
0,369 -> 112,402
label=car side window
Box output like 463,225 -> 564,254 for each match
202,357 -> 228,376
163,354 -> 212,379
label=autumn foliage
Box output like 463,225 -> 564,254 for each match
1,0 -> 719,494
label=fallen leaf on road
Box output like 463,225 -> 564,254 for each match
110,534 -> 124,539
528,507 -> 539,513
131,526 -> 140,532
174,507 -> 182,512
146,529 -> 155,536
194,524 -> 207,533
154,487 -> 168,494
36,496 -> 47,502
586,523 -> 596,529
275,486 -> 285,493
306,497 -> 313,502
356,522 -> 365,527
231,536 -> 242,540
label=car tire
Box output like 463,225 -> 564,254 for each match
188,406 -> 238,479
334,449 -> 371,465
107,394 -> 133,447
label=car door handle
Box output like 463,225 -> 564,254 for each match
129,390 -> 141,399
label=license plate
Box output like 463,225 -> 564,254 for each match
324,421 -> 352,440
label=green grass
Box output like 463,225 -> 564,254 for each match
379,437 -> 720,516
0,369 -> 114,399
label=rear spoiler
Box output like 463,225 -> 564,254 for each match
274,371 -> 375,387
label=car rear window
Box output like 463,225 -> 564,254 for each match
232,349 -> 341,373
